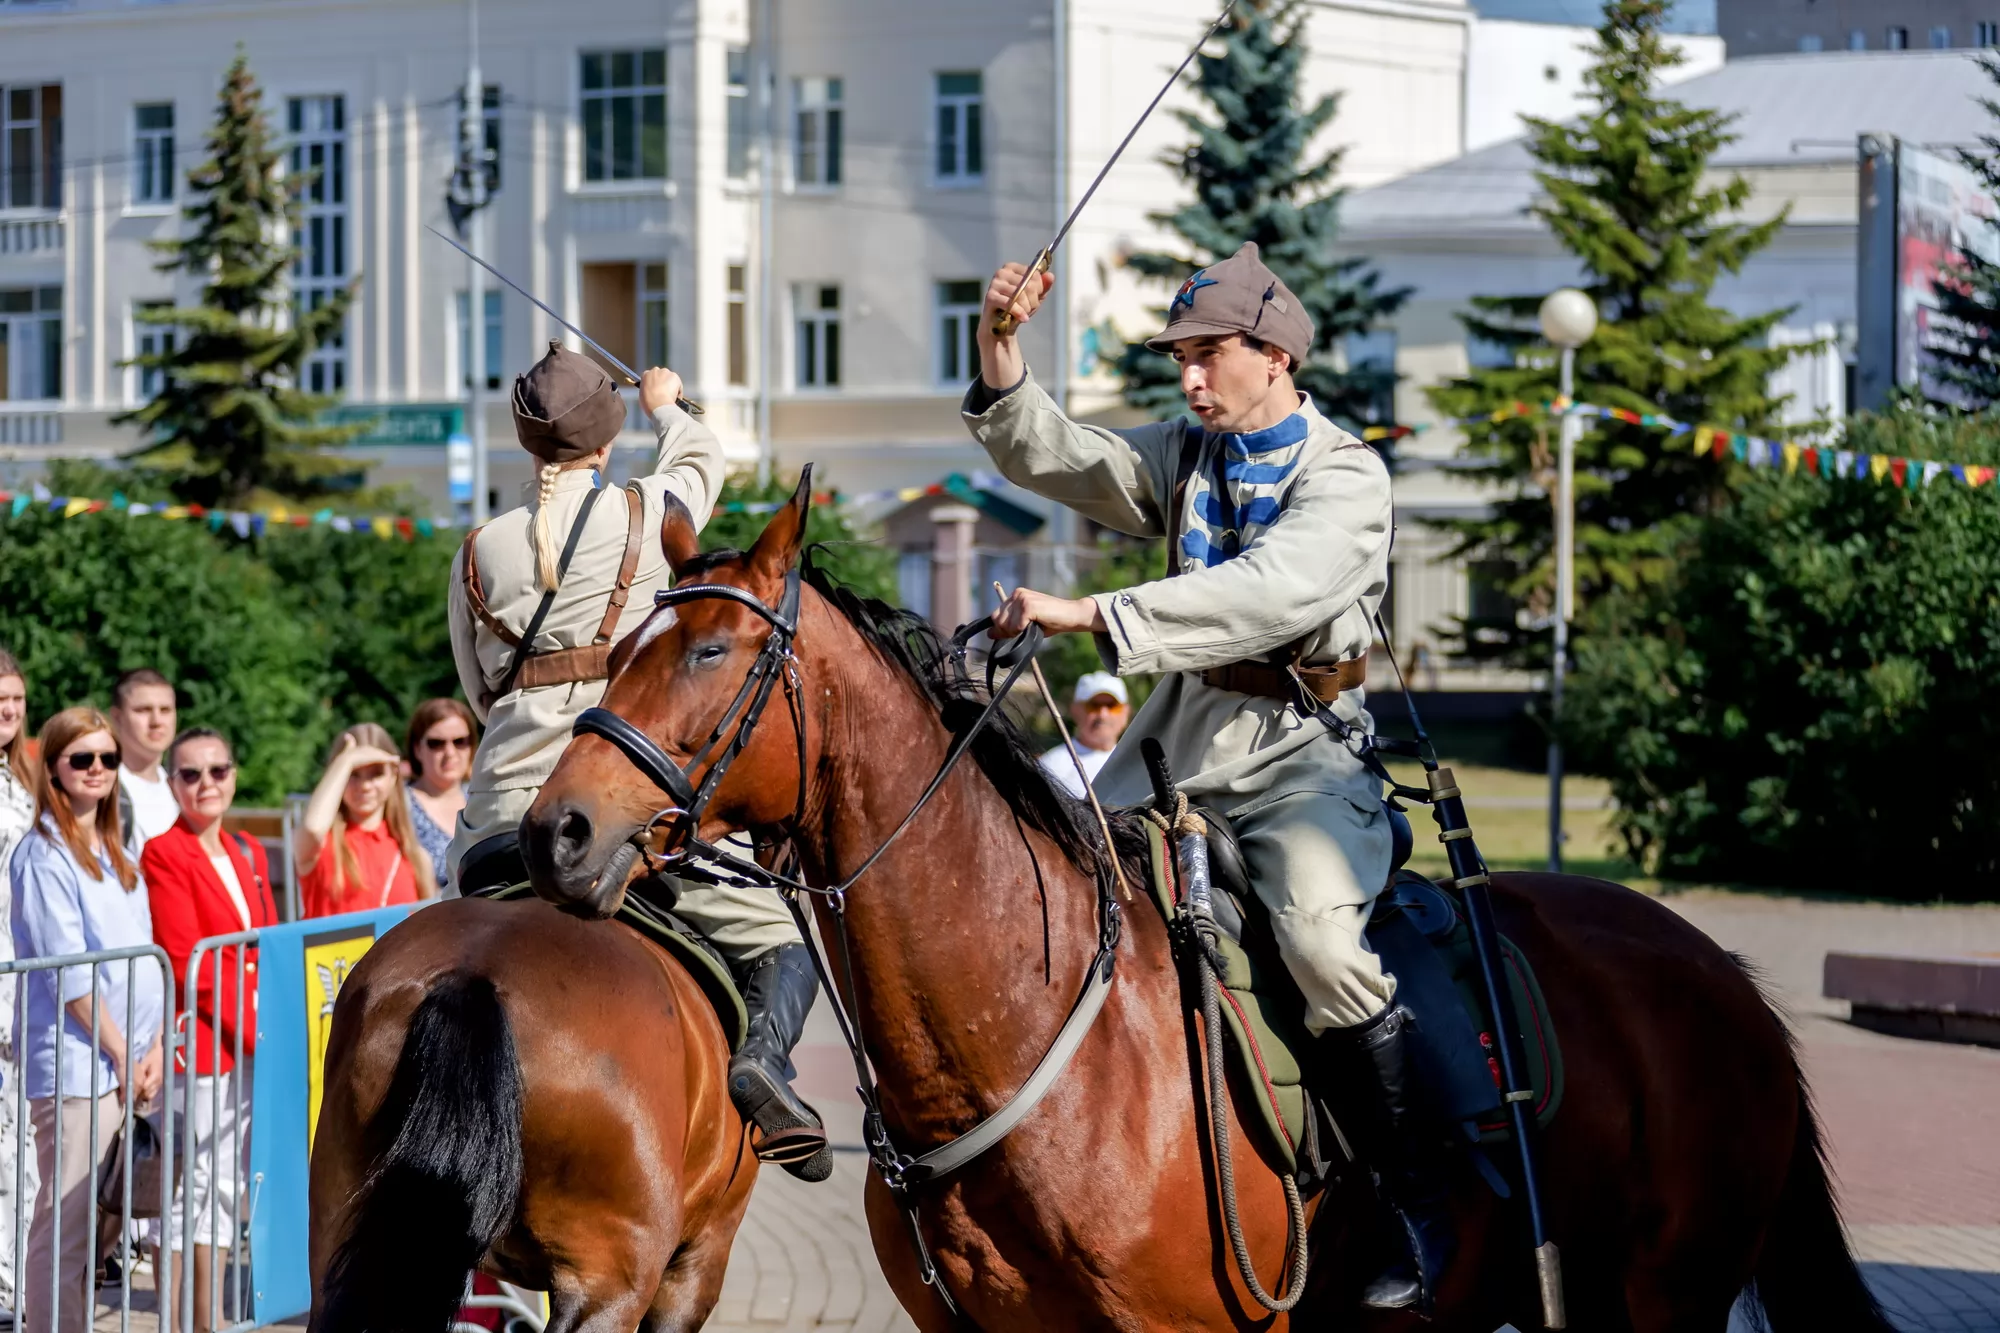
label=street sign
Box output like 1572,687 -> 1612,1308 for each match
324,402 -> 465,447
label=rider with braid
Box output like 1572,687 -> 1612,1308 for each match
446,343 -> 831,1181
965,245 -> 1449,1309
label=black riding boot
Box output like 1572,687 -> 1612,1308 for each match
729,944 -> 834,1183
1334,1004 -> 1455,1311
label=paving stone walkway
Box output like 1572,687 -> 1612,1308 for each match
707,891 -> 2000,1331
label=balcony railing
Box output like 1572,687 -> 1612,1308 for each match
0,214 -> 63,257
0,405 -> 62,445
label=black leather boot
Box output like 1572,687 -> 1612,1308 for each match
729,944 -> 833,1183
1334,1004 -> 1455,1311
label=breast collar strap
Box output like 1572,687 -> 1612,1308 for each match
570,573 -> 1122,1319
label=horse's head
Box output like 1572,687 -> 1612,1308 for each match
522,470 -> 816,918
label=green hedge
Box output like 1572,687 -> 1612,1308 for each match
1565,409 -> 2000,896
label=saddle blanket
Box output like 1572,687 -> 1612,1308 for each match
1140,821 -> 1562,1177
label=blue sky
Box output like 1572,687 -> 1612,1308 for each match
1470,0 -> 1717,33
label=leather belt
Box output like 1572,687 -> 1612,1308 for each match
480,643 -> 612,708
1200,654 -> 1367,705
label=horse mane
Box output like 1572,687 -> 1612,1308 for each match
798,545 -> 1144,883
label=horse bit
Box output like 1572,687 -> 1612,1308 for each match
572,565 -> 1124,1316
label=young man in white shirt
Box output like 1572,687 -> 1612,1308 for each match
1037,672 -> 1130,798
111,668 -> 181,850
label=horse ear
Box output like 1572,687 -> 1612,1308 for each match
747,465 -> 815,582
660,492 -> 701,577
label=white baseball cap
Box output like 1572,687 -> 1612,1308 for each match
1073,672 -> 1128,706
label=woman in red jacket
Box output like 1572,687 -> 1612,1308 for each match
140,727 -> 278,1333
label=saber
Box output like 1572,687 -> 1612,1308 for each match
426,224 -> 703,415
991,0 -> 1238,338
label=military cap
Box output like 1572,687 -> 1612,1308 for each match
512,341 -> 627,463
1145,242 -> 1314,367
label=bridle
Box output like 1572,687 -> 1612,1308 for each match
567,560 -> 1123,1319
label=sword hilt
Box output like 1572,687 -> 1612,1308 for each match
613,369 -> 705,417
990,249 -> 1053,339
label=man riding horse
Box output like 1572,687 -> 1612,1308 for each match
445,345 -> 831,1181
966,243 -> 1447,1308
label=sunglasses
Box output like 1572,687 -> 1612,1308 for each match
174,763 -> 235,786
65,750 -> 120,773
1081,698 -> 1126,713
422,735 -> 473,752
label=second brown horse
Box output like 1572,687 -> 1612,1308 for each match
527,478 -> 1893,1333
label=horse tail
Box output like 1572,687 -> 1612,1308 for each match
319,973 -> 525,1333
1741,963 -> 1893,1333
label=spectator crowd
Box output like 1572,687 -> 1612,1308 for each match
0,651 -> 469,1331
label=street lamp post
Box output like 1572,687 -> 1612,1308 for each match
1537,287 -> 1597,874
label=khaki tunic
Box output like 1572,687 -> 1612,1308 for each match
444,402 -> 799,964
962,372 -> 1398,1030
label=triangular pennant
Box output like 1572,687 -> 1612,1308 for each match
1735,437 -> 1752,463
332,516 -> 353,533
1922,460 -> 1943,487
62,498 -> 91,519
8,495 -> 26,518
1954,464 -> 1969,485
396,518 -> 414,541
1889,457 -> 1908,487
1871,455 -> 1891,482
1836,450 -> 1854,477
230,512 -> 251,539
371,517 -> 393,539
1801,446 -> 1819,474
1694,425 -> 1715,456
250,513 -> 267,537
1782,442 -> 1801,476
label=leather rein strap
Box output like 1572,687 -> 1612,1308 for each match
569,575 -> 1124,1315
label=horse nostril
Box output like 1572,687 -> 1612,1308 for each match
552,809 -> 594,870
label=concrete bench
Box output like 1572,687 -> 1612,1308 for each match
1823,951 -> 2000,1047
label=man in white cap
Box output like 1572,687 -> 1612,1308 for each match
962,242 -> 1449,1311
1038,671 -> 1130,798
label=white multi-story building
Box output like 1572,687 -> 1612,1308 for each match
0,0 -> 1477,513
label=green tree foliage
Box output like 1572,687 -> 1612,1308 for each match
117,52 -> 363,506
1428,0 -> 1800,662
1929,53 -> 2000,408
1110,0 -> 1406,429
1564,409 -> 2000,895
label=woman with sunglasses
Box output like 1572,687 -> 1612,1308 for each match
9,707 -> 164,1333
401,699 -> 478,895
138,728 -> 278,1331
294,723 -> 436,921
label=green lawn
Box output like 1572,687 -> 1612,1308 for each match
1389,761 -> 1642,885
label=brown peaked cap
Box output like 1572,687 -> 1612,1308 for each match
512,341 -> 627,463
1144,242 -> 1314,366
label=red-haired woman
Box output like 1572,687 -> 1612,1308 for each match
9,707 -> 164,1333
294,723 -> 437,920
402,698 -> 477,894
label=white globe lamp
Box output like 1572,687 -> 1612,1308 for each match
1537,288 -> 1598,351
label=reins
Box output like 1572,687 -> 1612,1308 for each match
570,569 -> 1126,1318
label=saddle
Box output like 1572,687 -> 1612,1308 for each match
457,832 -> 751,1051
1140,809 -> 1562,1187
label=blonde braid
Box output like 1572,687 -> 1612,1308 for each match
531,461 -> 562,590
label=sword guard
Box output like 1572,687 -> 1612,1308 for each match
991,248 -> 1054,339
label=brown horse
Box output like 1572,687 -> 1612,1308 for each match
524,478 -> 1892,1333
306,895 -> 757,1333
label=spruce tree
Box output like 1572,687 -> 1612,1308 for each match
1929,53 -> 2000,408
118,53 -> 363,506
1111,0 -> 1407,430
1428,0 -> 1800,661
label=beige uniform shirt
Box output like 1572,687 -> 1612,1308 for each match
962,371 -> 1391,817
448,403 -> 724,830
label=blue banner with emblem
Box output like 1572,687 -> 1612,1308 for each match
247,905 -> 420,1324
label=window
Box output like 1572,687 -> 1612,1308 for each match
794,283 -> 840,388
133,301 -> 175,402
581,50 -> 667,183
792,77 -> 842,188
0,287 -> 62,402
1847,28 -> 1868,48
1797,33 -> 1823,51
727,264 -> 748,386
1980,22 -> 2000,45
133,103 -> 174,206
455,290 -> 502,390
2,85 -> 62,211
936,279 -> 982,383
1886,25 -> 1909,48
934,72 -> 983,184
726,48 -> 752,180
641,262 -> 669,368
1931,25 -> 1954,47
289,95 -> 347,395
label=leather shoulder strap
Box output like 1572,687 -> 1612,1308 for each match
594,484 -> 647,646
1164,425 -> 1205,579
461,528 -> 522,648
493,483 -> 608,703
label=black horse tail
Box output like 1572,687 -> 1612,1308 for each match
1741,999 -> 1893,1333
319,973 -> 525,1333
